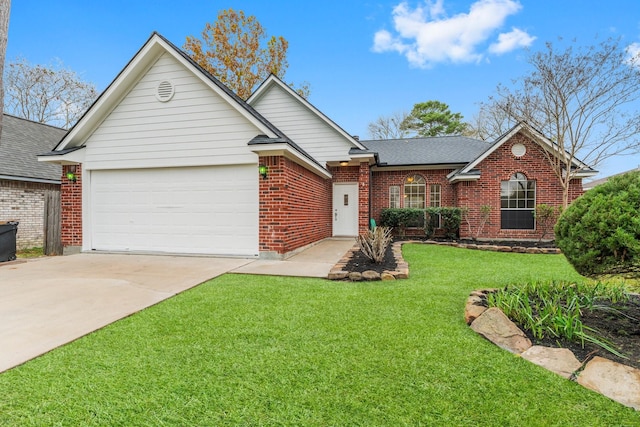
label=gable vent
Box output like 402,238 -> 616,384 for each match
155,80 -> 175,102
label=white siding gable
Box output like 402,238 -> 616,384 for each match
251,83 -> 354,165
83,52 -> 262,170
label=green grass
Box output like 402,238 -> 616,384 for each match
1,245 -> 638,425
16,247 -> 44,258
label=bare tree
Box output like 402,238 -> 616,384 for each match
0,0 -> 10,139
465,100 -> 516,141
367,111 -> 411,139
4,57 -> 98,129
493,38 -> 640,207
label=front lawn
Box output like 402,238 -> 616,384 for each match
0,245 -> 638,425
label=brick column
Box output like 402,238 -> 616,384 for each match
61,164 -> 82,248
358,161 -> 370,234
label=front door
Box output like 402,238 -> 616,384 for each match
333,183 -> 359,236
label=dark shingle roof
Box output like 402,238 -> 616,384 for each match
360,136 -> 491,166
0,114 -> 66,182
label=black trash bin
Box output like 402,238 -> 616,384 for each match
0,221 -> 19,262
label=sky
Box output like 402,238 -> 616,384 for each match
6,0 -> 640,179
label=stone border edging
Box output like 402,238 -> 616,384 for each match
328,241 -> 409,281
466,289 -> 640,411
328,239 -> 559,281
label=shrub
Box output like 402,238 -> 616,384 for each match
425,207 -> 462,239
379,208 -> 424,236
555,171 -> 640,277
355,226 -> 393,263
534,204 -> 562,243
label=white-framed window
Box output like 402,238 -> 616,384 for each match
404,175 -> 426,209
429,184 -> 441,208
389,185 -> 400,208
404,174 -> 426,227
500,172 -> 536,229
429,183 -> 442,228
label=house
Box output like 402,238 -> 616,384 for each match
583,166 -> 640,190
0,114 -> 65,249
38,32 -> 596,258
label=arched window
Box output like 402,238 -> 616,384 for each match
500,173 -> 536,229
404,175 -> 426,209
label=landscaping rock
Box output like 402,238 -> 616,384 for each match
577,356 -> 640,410
348,272 -> 362,281
328,271 -> 348,280
381,272 -> 396,281
471,307 -> 532,354
395,270 -> 409,279
362,270 -> 380,281
521,346 -> 582,379
464,302 -> 487,325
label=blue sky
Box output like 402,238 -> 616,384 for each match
6,0 -> 640,178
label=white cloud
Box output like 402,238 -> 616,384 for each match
489,28 -> 536,54
372,0 -> 534,68
625,42 -> 640,68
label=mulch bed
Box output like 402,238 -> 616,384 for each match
344,243 -> 397,274
516,293 -> 640,371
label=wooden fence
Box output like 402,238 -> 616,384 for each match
43,189 -> 62,256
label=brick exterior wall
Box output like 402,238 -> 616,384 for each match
370,169 -> 455,236
0,179 -> 60,249
258,155 -> 332,255
61,165 -> 83,247
456,132 -> 583,240
368,132 -> 584,241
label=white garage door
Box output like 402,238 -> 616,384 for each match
90,165 -> 258,256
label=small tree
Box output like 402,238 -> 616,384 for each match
4,57 -> 97,129
534,204 -> 561,243
555,171 -> 640,277
401,100 -> 467,137
461,205 -> 492,240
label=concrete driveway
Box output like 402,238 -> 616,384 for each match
0,254 -> 252,373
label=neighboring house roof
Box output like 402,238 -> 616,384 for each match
0,114 -> 66,184
361,136 -> 490,167
583,166 -> 640,190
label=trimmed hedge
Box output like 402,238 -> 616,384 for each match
380,208 -> 424,235
425,207 -> 462,239
555,171 -> 640,277
380,207 -> 461,238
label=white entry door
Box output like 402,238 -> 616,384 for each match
333,183 -> 359,236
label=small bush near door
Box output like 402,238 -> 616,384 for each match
425,207 -> 462,239
380,208 -> 425,236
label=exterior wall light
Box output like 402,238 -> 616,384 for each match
339,161 -> 349,166
66,165 -> 77,182
259,164 -> 268,179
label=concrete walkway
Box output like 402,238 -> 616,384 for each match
0,238 -> 355,372
231,238 -> 355,277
